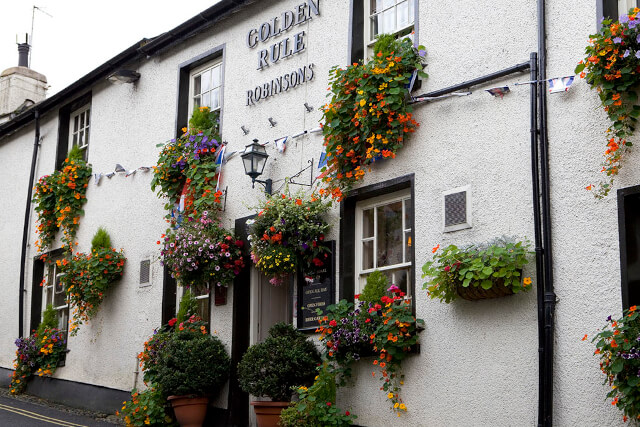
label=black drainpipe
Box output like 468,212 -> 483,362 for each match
537,0 -> 556,424
19,110 -> 41,338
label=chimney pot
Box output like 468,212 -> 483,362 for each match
17,43 -> 29,68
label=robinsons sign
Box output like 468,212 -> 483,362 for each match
245,0 -> 319,105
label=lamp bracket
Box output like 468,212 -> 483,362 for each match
253,178 -> 273,195
241,126 -> 250,135
286,158 -> 314,188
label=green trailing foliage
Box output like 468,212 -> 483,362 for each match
36,304 -> 58,337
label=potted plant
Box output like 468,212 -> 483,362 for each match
589,305 -> 640,423
154,317 -> 230,427
237,323 -> 321,427
248,193 -> 331,286
422,239 -> 533,303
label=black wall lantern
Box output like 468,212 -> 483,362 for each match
241,139 -> 272,195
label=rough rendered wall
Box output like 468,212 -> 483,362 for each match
0,0 -> 635,425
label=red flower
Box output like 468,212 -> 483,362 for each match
168,318 -> 177,327
345,411 -> 350,416
329,320 -> 337,327
326,402 -> 332,406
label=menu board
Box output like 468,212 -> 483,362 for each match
297,241 -> 335,331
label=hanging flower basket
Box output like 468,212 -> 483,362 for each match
455,276 -> 516,301
422,240 -> 533,303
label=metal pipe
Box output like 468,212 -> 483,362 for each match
412,61 -> 530,99
19,110 -> 41,338
537,0 -> 556,424
529,51 -> 546,427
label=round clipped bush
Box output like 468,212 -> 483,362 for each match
237,323 -> 321,402
155,330 -> 230,398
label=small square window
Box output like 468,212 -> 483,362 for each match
364,0 -> 415,57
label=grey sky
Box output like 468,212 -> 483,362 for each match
1,1 -> 219,95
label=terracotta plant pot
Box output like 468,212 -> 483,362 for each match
168,395 -> 209,427
251,401 -> 290,427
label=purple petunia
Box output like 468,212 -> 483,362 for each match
635,51 -> 640,59
624,49 -> 631,58
614,37 -> 622,44
621,14 -> 630,24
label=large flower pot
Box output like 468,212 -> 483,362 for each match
455,277 -> 515,301
251,401 -> 290,427
168,395 -> 209,427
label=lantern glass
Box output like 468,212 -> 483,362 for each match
241,141 -> 269,180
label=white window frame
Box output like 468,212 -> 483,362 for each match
43,258 -> 69,337
69,104 -> 91,159
354,189 -> 412,295
364,0 -> 415,53
177,283 -> 211,323
188,60 -> 222,119
619,0 -> 638,14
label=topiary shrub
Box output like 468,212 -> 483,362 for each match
155,330 -> 230,398
91,227 -> 112,249
237,323 -> 321,402
358,270 -> 388,308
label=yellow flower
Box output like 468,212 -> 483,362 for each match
359,99 -> 366,107
523,277 -> 532,286
394,402 -> 399,408
399,403 -> 407,411
387,392 -> 394,399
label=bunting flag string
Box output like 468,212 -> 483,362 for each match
91,164 -> 153,185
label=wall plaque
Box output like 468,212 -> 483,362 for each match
297,240 -> 335,331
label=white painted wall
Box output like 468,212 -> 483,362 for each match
0,0 -> 634,425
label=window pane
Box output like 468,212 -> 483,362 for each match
212,66 -> 221,88
57,309 -> 68,332
191,283 -> 209,297
54,290 -> 65,307
371,16 -> 379,39
382,0 -> 395,9
377,201 -> 403,267
46,288 -> 52,306
86,109 -> 90,126
194,96 -> 201,109
202,92 -> 211,109
408,0 -> 414,24
382,8 -> 395,33
73,116 -> 79,132
85,128 -> 90,146
211,88 -> 220,110
194,75 -> 201,96
397,0 -> 409,28
405,231 -> 412,262
372,0 -> 381,14
363,208 -> 374,238
201,70 -> 211,92
404,198 -> 412,229
72,133 -> 77,146
391,268 -> 409,295
79,112 -> 85,129
363,240 -> 374,270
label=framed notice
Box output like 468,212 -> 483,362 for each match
297,240 -> 335,331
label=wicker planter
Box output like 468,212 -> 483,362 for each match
251,401 -> 290,427
455,278 -> 515,301
168,395 -> 208,427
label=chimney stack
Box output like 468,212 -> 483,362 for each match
0,35 -> 47,121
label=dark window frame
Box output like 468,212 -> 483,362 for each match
340,174 -> 415,313
348,0 -> 420,64
55,92 -> 91,169
618,184 -> 640,309
175,44 -> 226,137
